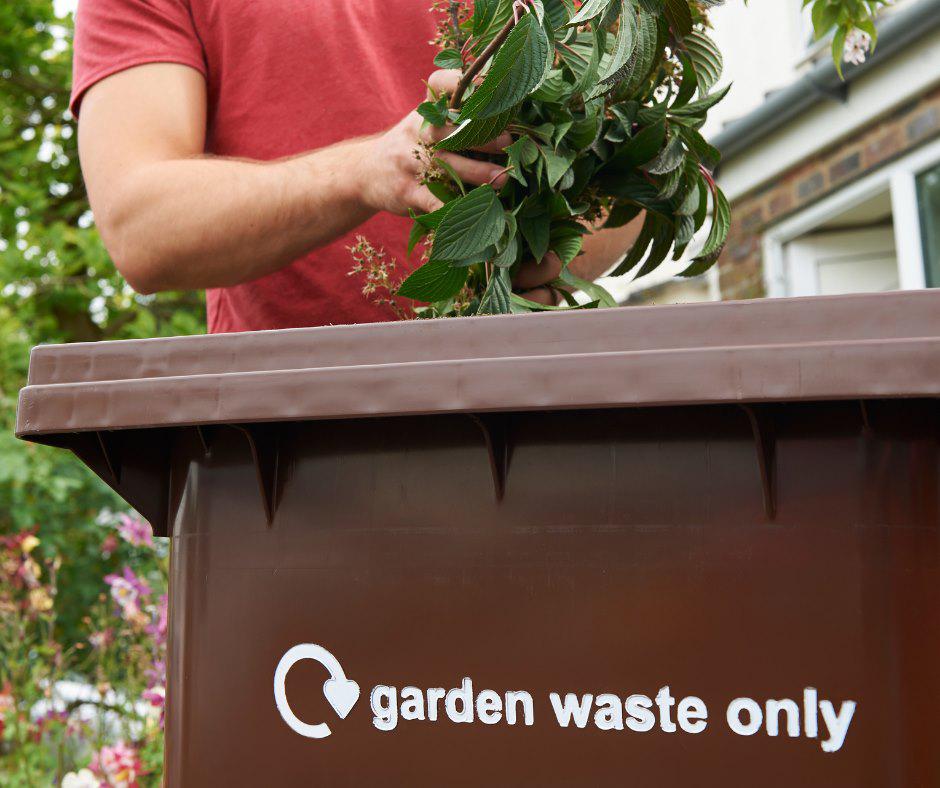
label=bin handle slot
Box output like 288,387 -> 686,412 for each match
95,431 -> 122,485
740,405 -> 777,521
195,425 -> 214,457
233,424 -> 282,526
468,414 -> 511,503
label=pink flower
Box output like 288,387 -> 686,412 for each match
143,657 -> 167,728
104,567 -> 151,623
88,628 -> 113,650
146,659 -> 166,694
843,28 -> 872,66
142,684 -> 166,728
100,534 -> 118,558
90,742 -> 144,787
145,594 -> 168,648
0,682 -> 14,715
116,514 -> 153,548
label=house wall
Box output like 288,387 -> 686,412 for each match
718,85 -> 940,300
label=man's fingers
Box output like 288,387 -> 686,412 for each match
409,185 -> 444,215
474,132 -> 514,154
423,123 -> 452,144
519,286 -> 559,306
513,251 -> 563,291
427,69 -> 462,99
437,152 -> 508,188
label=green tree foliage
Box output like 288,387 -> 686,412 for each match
0,0 -> 204,646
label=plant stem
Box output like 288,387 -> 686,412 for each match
449,1 -> 465,49
449,14 -> 520,110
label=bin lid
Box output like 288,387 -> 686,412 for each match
16,290 -> 940,438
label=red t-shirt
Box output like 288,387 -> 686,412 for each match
71,0 -> 439,333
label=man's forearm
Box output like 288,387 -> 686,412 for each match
101,137 -> 377,294
79,64 -> 513,295
568,218 -> 642,282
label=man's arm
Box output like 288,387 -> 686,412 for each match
570,220 -> 641,281
78,64 -> 510,294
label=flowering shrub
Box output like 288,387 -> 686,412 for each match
0,513 -> 167,786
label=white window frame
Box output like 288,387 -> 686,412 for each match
762,136 -> 940,297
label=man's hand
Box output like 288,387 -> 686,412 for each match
357,69 -> 563,303
357,70 -> 510,216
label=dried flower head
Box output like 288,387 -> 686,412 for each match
348,236 -> 413,320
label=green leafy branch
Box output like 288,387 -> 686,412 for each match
399,0 -> 732,317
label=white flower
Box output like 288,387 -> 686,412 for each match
843,28 -> 872,66
61,769 -> 99,788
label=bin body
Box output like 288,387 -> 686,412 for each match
16,292 -> 940,787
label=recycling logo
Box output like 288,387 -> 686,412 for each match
273,643 -> 360,739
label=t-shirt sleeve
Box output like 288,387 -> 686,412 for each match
70,0 -> 207,116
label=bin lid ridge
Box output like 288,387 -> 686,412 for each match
15,290 -> 940,438
22,290 -> 940,389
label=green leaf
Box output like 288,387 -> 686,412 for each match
604,121 -> 667,172
427,180 -> 460,203
518,197 -> 552,263
408,220 -> 431,256
559,30 -> 602,94
431,156 -> 468,196
559,268 -> 618,307
476,269 -> 513,314
694,185 -> 731,259
670,83 -> 731,118
540,145 -> 575,187
549,221 -> 585,264
672,53 -> 698,108
682,30 -> 722,95
397,259 -> 469,301
505,135 -> 539,185
493,230 -> 520,268
459,14 -> 551,121
417,98 -> 449,127
434,49 -> 464,70
832,27 -> 847,79
531,69 -> 571,103
604,201 -> 642,228
597,5 -> 638,85
680,126 -> 721,170
609,5 -> 659,98
510,293 -> 599,312
430,185 -> 506,262
663,0 -> 693,39
472,0 -> 501,38
633,215 -> 675,278
610,210 -> 655,275
436,110 -> 514,152
543,0 -> 574,29
645,133 -> 684,175
567,0 -> 614,26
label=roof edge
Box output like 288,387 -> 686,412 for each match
712,0 -> 940,162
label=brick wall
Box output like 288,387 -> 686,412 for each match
717,84 -> 940,300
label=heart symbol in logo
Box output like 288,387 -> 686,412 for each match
323,678 -> 360,720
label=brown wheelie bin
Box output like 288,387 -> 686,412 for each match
16,290 -> 940,786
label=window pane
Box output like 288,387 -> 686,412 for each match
917,164 -> 940,287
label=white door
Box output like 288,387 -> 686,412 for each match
784,226 -> 899,297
